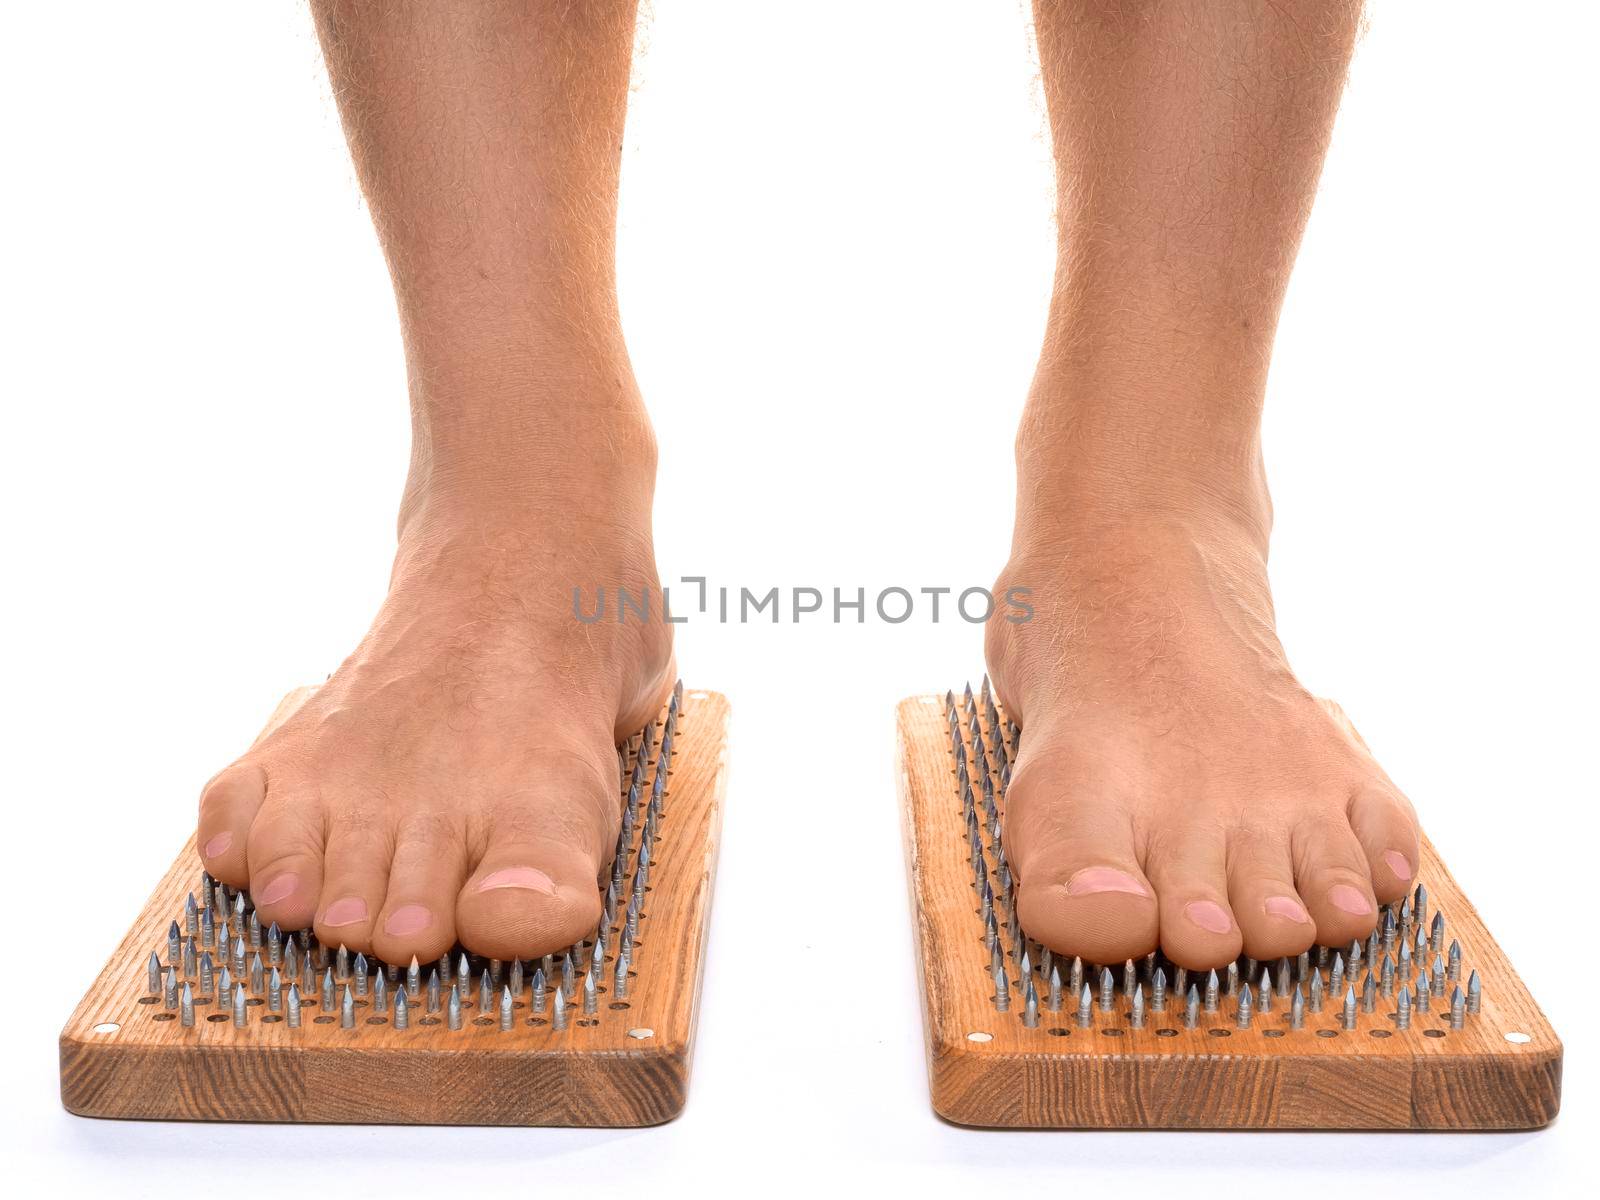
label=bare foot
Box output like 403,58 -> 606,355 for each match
987,495 -> 1419,971
196,401 -> 672,966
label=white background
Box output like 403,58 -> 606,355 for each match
3,1 -> 1596,1193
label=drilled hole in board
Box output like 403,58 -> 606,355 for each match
1208,1029 -> 1231,1038
1505,1031 -> 1532,1044
1101,1028 -> 1125,1038
1316,1029 -> 1338,1038
366,1017 -> 387,1026
627,1028 -> 654,1040
578,1019 -> 599,1027
314,1015 -> 335,1025
1046,1027 -> 1070,1037
1369,1029 -> 1392,1039
92,1022 -> 121,1034
136,997 -> 158,1006
609,1001 -> 631,1010
472,1017 -> 494,1026
207,1014 -> 229,1023
151,1014 -> 175,1023
419,1017 -> 440,1026
262,1015 -> 283,1024
1264,1029 -> 1285,1039
1424,1029 -> 1446,1039
1156,1028 -> 1179,1038
526,1017 -> 548,1027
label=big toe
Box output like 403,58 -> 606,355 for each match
197,761 -> 268,887
1008,769 -> 1158,962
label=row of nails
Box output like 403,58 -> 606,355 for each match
945,682 -> 1483,1035
145,684 -> 684,1030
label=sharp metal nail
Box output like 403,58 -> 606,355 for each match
1309,970 -> 1324,1013
1398,943 -> 1412,983
287,984 -> 302,1028
534,967 -> 550,1012
1077,984 -> 1093,1029
340,985 -> 354,1029
427,969 -> 441,1013
994,966 -> 1010,1012
233,982 -> 248,1029
499,986 -> 514,1032
1343,986 -> 1358,1030
180,982 -> 194,1027
447,984 -> 462,1030
1430,911 -> 1446,956
1098,967 -> 1115,1013
1416,974 -> 1431,1013
1296,950 -> 1310,984
267,921 -> 281,967
1258,970 -> 1272,1015
552,987 -> 568,1031
284,938 -> 299,981
1348,938 -> 1363,972
1122,959 -> 1137,1003
395,990 -> 409,1030
353,953 -> 369,997
1467,969 -> 1481,1015
321,968 -> 335,1011
164,967 -> 178,1010
406,956 -> 421,1000
268,967 -> 282,1013
201,905 -> 215,949
457,952 -> 471,997
1151,967 -> 1167,1012
199,951 -> 214,996
184,893 -> 199,937
1236,984 -> 1253,1029
1204,969 -> 1220,1013
374,969 -> 387,1013
1131,984 -> 1146,1029
583,967 -> 597,1015
1022,980 -> 1040,1028
1396,987 -> 1411,1030
1381,908 -> 1396,953
1070,957 -> 1084,997
1450,985 -> 1465,1029
1361,971 -> 1377,1013
508,959 -> 523,1000
247,910 -> 261,950
1448,939 -> 1462,982
1414,883 -> 1428,931
1225,961 -> 1238,997
167,920 -> 182,965
336,944 -> 350,981
249,952 -> 264,994
1381,955 -> 1395,998
1366,929 -> 1380,968
1329,953 -> 1345,997
1174,966 -> 1189,999
1431,954 -> 1447,997
478,969 -> 492,1012
1276,958 -> 1292,997
1185,985 -> 1200,1029
1047,963 -> 1063,1012
147,951 -> 163,995
1290,984 -> 1305,1030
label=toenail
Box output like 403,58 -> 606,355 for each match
384,904 -> 432,937
202,832 -> 233,860
1264,895 -> 1311,924
1063,867 -> 1148,899
477,866 -> 558,895
1381,850 -> 1413,881
1329,884 -> 1373,915
1184,900 -> 1233,934
323,897 -> 368,927
256,874 -> 298,906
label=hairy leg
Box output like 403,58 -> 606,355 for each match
197,0 -> 672,963
988,0 -> 1418,968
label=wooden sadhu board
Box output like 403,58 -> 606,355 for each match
897,690 -> 1562,1129
60,687 -> 729,1126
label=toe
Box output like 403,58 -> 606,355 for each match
1225,827 -> 1317,960
372,812 -> 469,965
1292,816 -> 1379,948
454,754 -> 614,959
1347,784 -> 1421,905
244,793 -> 325,932
197,761 -> 268,887
312,814 -> 393,955
1008,769 -> 1158,963
1145,823 -> 1242,969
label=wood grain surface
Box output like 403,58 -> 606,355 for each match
897,693 -> 1561,1129
60,689 -> 730,1126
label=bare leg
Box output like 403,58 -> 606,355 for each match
987,0 -> 1419,968
197,1 -> 672,963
